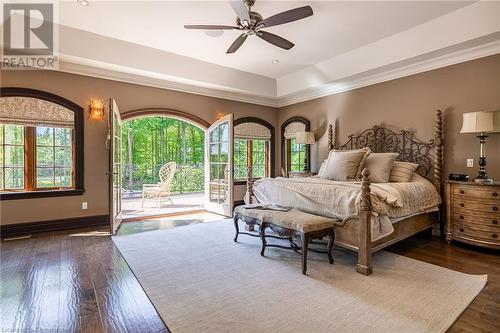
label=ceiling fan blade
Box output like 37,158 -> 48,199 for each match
257,31 -> 294,50
258,5 -> 313,28
227,33 -> 248,54
228,0 -> 250,22
184,25 -> 238,30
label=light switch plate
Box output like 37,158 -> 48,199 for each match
466,159 -> 474,168
82,202 -> 88,210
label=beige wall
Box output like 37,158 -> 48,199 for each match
278,54 -> 500,180
0,70 -> 278,225
2,54 -> 499,226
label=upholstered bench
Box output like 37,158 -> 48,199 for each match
233,206 -> 337,275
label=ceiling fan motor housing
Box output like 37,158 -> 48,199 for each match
237,11 -> 263,32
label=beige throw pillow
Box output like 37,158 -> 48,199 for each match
389,161 -> 419,182
318,159 -> 327,178
321,149 -> 370,181
364,153 -> 399,183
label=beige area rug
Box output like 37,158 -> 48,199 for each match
112,220 -> 487,333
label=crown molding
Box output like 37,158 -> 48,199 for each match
275,38 -> 500,107
57,55 -> 280,107
55,38 -> 500,109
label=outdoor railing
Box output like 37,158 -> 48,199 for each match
122,164 -> 204,198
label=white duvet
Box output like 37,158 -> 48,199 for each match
252,173 -> 441,241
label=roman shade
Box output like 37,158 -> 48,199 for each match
0,96 -> 74,128
284,122 -> 306,139
234,122 -> 271,140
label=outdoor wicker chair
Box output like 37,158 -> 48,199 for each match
141,161 -> 177,208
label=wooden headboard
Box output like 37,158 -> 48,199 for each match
328,110 -> 443,192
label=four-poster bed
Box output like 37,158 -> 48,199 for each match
243,110 -> 443,275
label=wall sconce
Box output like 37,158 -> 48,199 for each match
216,112 -> 225,120
89,100 -> 105,120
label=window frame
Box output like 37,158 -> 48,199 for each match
0,88 -> 85,200
280,116 -> 311,176
233,117 -> 275,185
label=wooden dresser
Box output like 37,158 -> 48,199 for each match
445,180 -> 500,249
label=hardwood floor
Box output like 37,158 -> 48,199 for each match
1,220 -> 498,333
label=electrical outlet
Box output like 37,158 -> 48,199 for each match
82,202 -> 88,210
466,159 -> 474,168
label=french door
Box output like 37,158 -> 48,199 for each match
205,114 -> 234,217
109,99 -> 123,234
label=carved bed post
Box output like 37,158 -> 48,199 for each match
328,119 -> 337,151
434,110 -> 444,237
433,110 -> 443,193
357,168 -> 373,275
244,165 -> 255,205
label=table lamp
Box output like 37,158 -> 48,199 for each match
296,131 -> 315,172
460,111 -> 500,182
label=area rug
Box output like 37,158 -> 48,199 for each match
112,220 -> 487,333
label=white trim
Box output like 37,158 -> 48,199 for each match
276,39 -> 500,107
57,56 -> 280,108
55,39 -> 500,108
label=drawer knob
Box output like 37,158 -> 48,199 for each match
493,234 -> 498,239
493,206 -> 498,211
493,220 -> 498,225
460,190 -> 465,194
459,215 -> 464,220
493,192 -> 498,197
460,203 -> 464,207
459,227 -> 464,232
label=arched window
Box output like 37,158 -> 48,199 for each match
233,117 -> 275,184
281,116 -> 310,176
0,88 -> 84,199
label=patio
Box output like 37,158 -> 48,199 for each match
122,192 -> 205,220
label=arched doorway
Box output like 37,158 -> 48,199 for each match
120,109 -> 208,220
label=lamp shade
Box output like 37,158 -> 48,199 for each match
295,131 -> 315,144
460,111 -> 500,134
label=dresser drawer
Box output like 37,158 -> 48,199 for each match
453,185 -> 500,203
452,200 -> 499,213
453,213 -> 499,228
451,224 -> 500,242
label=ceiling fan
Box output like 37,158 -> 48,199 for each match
184,0 -> 313,54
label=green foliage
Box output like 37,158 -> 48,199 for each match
121,117 -> 205,193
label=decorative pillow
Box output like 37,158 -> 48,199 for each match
321,149 -> 370,181
389,161 -> 419,182
354,147 -> 371,179
364,153 -> 399,183
318,159 -> 327,178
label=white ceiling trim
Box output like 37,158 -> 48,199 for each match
57,55 -> 279,107
276,38 -> 500,107
56,39 -> 500,108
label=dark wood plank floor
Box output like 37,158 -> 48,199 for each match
1,222 -> 498,333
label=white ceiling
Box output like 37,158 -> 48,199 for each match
59,1 -> 472,79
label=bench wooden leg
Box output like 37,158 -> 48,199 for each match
260,222 -> 267,257
301,233 -> 309,275
233,214 -> 239,242
327,228 -> 335,264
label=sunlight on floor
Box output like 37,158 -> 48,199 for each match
116,212 -> 224,236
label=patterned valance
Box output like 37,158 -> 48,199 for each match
284,121 -> 306,139
235,122 -> 271,140
0,96 -> 74,128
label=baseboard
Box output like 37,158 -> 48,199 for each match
1,214 -> 109,237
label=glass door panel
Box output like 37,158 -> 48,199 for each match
205,114 -> 233,216
109,99 -> 123,234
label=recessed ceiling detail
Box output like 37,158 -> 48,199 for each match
45,1 -> 500,106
